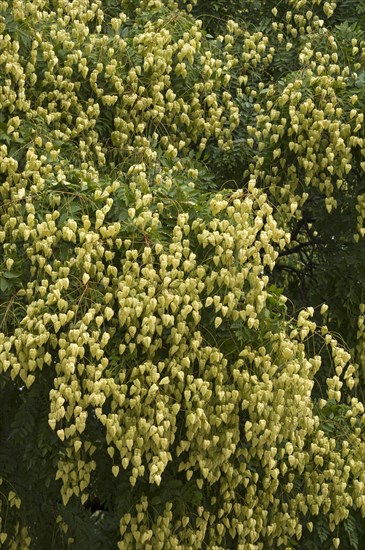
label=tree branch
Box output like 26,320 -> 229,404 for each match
278,238 -> 321,258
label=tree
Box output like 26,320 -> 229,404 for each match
0,0 -> 364,548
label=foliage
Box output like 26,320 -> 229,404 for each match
0,0 -> 364,548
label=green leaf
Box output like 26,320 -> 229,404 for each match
0,278 -> 11,292
3,271 -> 20,279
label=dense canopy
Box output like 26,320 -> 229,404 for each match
0,0 -> 364,548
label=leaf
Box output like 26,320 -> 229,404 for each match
344,512 -> 359,549
0,278 -> 11,292
3,271 -> 20,279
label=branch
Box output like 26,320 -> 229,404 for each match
274,263 -> 303,277
278,238 -> 321,258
